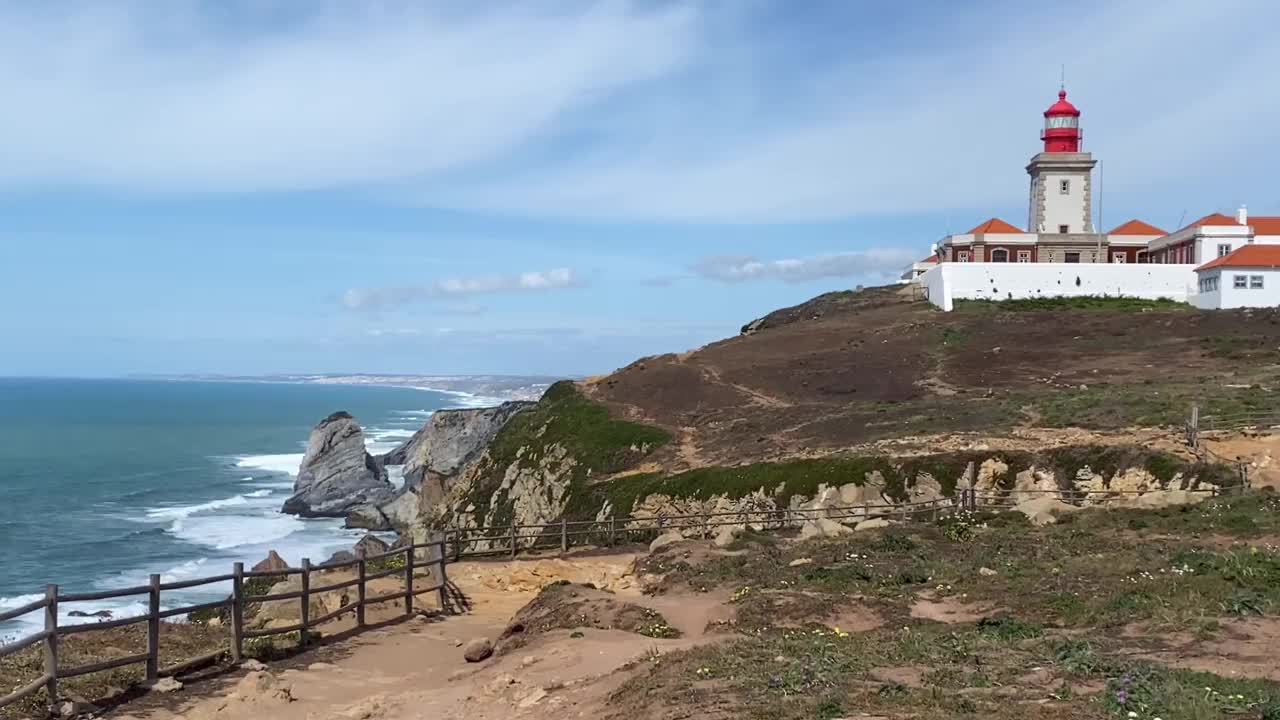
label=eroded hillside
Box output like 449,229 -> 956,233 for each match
584,287 -> 1280,468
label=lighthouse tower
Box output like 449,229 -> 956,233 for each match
1027,89 -> 1096,237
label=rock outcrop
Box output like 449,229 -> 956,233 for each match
282,412 -> 393,519
252,550 -> 289,573
349,403 -> 532,533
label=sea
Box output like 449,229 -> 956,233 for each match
0,377 -> 495,640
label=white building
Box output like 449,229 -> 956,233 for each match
899,253 -> 938,282
911,86 -> 1280,311
1193,245 -> 1280,310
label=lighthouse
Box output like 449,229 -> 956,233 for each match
1026,88 -> 1096,238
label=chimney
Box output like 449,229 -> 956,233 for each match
1237,205 -> 1248,225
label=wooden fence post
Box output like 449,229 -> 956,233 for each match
437,539 -> 449,614
403,545 -> 414,616
146,574 -> 161,681
509,523 -> 518,560
1188,404 -> 1200,449
230,563 -> 244,664
608,515 -> 616,546
43,584 -> 58,708
299,559 -> 311,649
355,549 -> 367,628
560,518 -> 568,554
452,530 -> 462,563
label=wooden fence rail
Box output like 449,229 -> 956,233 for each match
0,538 -> 448,713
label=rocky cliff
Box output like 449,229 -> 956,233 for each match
418,382 -> 1238,550
346,402 -> 533,532
281,412 -> 393,518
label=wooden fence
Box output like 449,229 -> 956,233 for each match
0,480 -> 1246,713
0,538 -> 447,712
441,496 -> 960,561
1190,403 -> 1280,436
1185,403 -> 1256,487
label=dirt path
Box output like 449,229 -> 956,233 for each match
109,551 -> 720,720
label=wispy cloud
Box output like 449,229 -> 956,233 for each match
343,268 -> 581,310
693,249 -> 917,284
2,2 -> 1278,223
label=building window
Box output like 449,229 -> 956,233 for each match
1112,252 -> 1126,263
957,251 -> 970,262
1058,224 -> 1069,234
1251,275 -> 1264,289
1064,252 -> 1081,263
1017,250 -> 1032,263
990,248 -> 1009,262
1199,276 -> 1220,293
1218,244 -> 1232,257
1059,179 -> 1070,195
1234,275 -> 1248,289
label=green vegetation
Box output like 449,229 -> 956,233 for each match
643,490 -> 1279,632
457,381 -> 671,526
619,489 -> 1280,719
0,623 -> 226,720
954,296 -> 1191,313
590,445 -> 1226,517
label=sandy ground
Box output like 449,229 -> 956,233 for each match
109,549 -> 722,720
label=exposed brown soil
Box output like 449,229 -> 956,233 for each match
496,582 -> 678,654
582,286 -> 1280,468
1142,618 -> 1280,681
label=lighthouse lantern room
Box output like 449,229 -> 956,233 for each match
1041,89 -> 1081,153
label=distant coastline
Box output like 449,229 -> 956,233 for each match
128,373 -> 564,402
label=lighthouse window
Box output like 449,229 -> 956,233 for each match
1218,244 -> 1232,257
1059,179 -> 1070,195
1046,116 -> 1079,129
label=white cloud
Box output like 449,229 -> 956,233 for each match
693,249 -> 917,284
344,268 -> 581,310
0,2 -> 697,192
3,1 -> 1279,223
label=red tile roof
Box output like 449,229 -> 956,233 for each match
966,218 -> 1026,234
1251,217 -> 1280,235
1196,244 -> 1280,272
922,254 -> 939,263
1107,219 -> 1167,236
1184,213 -> 1241,230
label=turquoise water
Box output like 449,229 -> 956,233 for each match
0,378 -> 466,636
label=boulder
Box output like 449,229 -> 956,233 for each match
1015,496 -> 1082,526
713,525 -> 744,548
463,637 -> 494,663
1010,467 -> 1060,504
282,412 -> 394,518
324,550 -> 356,566
146,677 -> 183,693
345,504 -> 392,531
649,530 -> 685,553
252,550 -> 289,573
354,533 -> 391,557
854,518 -> 891,531
800,517 -> 853,539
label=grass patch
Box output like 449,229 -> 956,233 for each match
0,622 -> 226,719
447,381 -> 671,528
954,296 -> 1191,313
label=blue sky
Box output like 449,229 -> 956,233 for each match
3,0 -> 1280,378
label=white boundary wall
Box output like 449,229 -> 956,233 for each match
919,263 -> 1198,311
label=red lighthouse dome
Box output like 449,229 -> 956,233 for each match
1041,89 -> 1081,153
